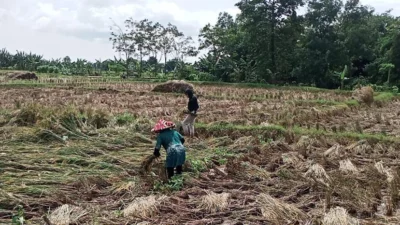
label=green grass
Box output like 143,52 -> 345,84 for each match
375,92 -> 395,102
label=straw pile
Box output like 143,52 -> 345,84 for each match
339,159 -> 358,174
123,195 -> 167,218
322,207 -> 359,225
199,191 -> 230,213
6,71 -> 38,80
257,194 -> 307,224
140,155 -> 159,174
48,204 -> 87,225
152,80 -> 194,93
352,86 -> 374,106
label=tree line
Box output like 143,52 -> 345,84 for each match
196,0 -> 400,89
1,0 -> 399,89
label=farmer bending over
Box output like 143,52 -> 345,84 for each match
182,89 -> 199,138
152,119 -> 186,179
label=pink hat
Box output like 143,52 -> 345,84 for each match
151,119 -> 175,133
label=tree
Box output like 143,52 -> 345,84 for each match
160,23 -> 182,73
379,63 -> 395,85
236,0 -> 304,77
110,18 -> 136,76
295,0 -> 345,88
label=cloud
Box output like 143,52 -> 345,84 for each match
0,0 -> 399,61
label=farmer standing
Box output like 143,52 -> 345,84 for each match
152,119 -> 186,179
182,89 -> 199,138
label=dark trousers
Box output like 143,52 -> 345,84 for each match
166,165 -> 183,179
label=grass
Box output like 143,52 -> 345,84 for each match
375,92 -> 395,102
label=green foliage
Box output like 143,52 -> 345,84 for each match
37,65 -> 60,73
370,84 -> 399,93
153,175 -> 184,192
115,113 -> 136,126
11,205 -> 25,225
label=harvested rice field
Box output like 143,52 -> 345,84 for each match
1,78 -> 400,224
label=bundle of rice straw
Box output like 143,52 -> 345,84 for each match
199,191 -> 230,213
123,195 -> 167,218
48,204 -> 87,225
323,207 -> 359,225
339,159 -> 358,174
257,194 -> 307,224
305,164 -> 331,185
140,155 -> 159,174
152,80 -> 194,93
352,86 -> 374,106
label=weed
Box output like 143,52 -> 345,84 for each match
11,205 -> 25,225
153,175 -> 184,192
115,113 -> 136,126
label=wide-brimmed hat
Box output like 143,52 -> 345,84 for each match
151,119 -> 175,133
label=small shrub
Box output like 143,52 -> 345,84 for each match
115,113 -> 135,126
153,175 -> 184,192
198,72 -> 216,81
187,73 -> 199,81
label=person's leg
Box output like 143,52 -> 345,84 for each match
176,165 -> 183,175
182,115 -> 190,136
166,167 -> 174,179
189,116 -> 196,138
185,115 -> 195,137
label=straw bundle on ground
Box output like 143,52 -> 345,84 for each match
123,195 -> 167,218
375,161 -> 394,182
324,144 -> 344,158
152,80 -> 194,93
140,155 -> 159,174
339,159 -> 358,174
48,204 -> 87,225
199,191 -> 230,213
323,207 -> 359,225
257,194 -> 307,224
352,86 -> 374,106
6,71 -> 38,80
305,164 -> 331,185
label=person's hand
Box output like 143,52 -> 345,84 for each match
153,149 -> 160,157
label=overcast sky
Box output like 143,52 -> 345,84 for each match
0,0 -> 399,62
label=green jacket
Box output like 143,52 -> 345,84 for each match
155,129 -> 185,151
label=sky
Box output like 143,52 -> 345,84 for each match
0,0 -> 399,62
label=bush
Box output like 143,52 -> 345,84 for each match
115,113 -> 135,126
187,73 -> 199,81
37,65 -> 60,74
198,72 -> 217,81
370,84 -> 399,93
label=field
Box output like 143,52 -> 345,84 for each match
1,76 -> 400,224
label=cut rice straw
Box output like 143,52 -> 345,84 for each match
123,195 -> 167,218
375,161 -> 394,182
48,204 -> 87,225
199,191 -> 230,213
305,164 -> 331,186
257,194 -> 307,224
339,159 -> 358,174
323,207 -> 359,225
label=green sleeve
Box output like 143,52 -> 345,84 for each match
155,135 -> 162,150
177,131 -> 183,140
176,131 -> 185,144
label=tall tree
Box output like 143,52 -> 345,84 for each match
236,0 -> 304,77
